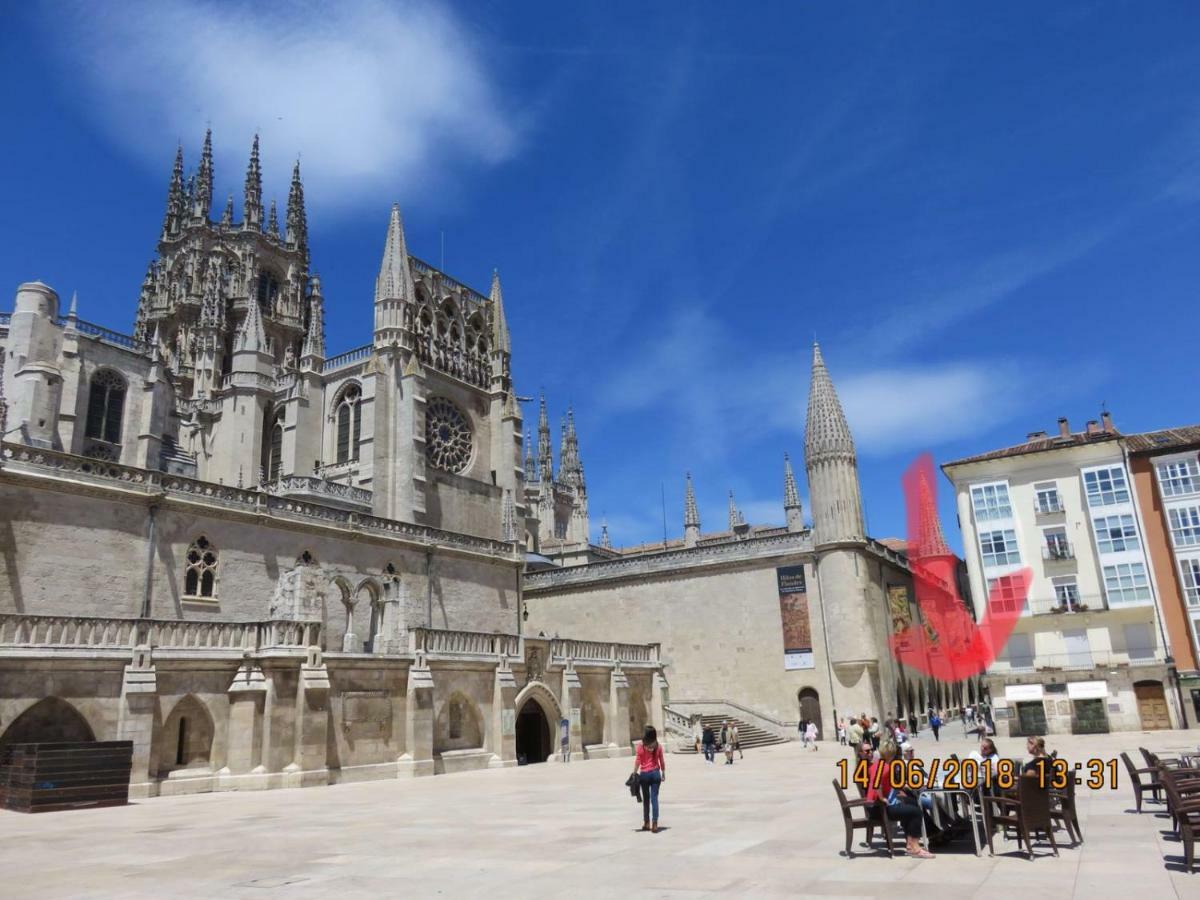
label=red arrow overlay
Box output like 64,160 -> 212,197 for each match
888,453 -> 1030,680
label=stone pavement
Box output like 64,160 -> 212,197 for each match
2,728 -> 1199,899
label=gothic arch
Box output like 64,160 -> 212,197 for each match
0,697 -> 96,748
436,691 -> 484,752
513,680 -> 563,725
160,695 -> 215,774
327,575 -> 353,651
355,578 -> 384,652
798,688 -> 822,739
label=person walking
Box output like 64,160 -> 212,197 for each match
930,710 -> 941,742
868,717 -> 881,750
837,718 -> 847,746
721,720 -> 734,765
692,716 -> 702,754
846,716 -> 863,747
805,720 -> 818,751
701,724 -> 716,763
632,725 -> 666,833
731,722 -> 742,760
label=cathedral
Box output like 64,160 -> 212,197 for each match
0,134 -> 970,796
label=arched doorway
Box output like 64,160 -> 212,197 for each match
160,695 -> 215,775
0,697 -> 96,748
515,698 -> 552,764
798,688 -> 822,739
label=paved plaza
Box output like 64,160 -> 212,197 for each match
2,729 -> 1199,899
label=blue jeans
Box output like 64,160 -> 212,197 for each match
639,769 -> 662,823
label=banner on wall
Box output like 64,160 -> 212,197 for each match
887,584 -> 912,633
777,565 -> 814,670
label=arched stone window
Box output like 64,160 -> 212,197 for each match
184,536 -> 219,599
161,695 -> 215,774
334,384 -> 362,464
85,369 -> 126,446
266,409 -> 284,482
256,271 -> 281,312
449,695 -> 465,740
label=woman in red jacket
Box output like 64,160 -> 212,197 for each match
866,743 -> 933,859
632,725 -> 666,833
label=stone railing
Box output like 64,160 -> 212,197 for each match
664,706 -> 693,738
175,397 -> 221,418
1,442 -> 521,560
549,638 -> 660,665
410,257 -> 489,307
666,698 -> 799,741
0,613 -> 320,654
323,344 -> 373,372
524,530 -> 813,591
68,317 -> 149,354
408,627 -> 521,658
265,475 -> 373,509
221,371 -> 277,392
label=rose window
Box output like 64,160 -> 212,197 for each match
425,398 -> 473,473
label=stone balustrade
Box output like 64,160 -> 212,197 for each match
265,474 -> 373,509
408,627 -> 521,658
0,613 -> 320,654
549,638 -> 659,665
2,442 -> 520,561
322,344 -> 373,372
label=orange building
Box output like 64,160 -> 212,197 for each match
1126,425 -> 1200,727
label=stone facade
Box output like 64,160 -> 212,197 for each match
0,134 -> 656,796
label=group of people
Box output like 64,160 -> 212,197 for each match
852,731 -> 1055,859
693,719 -> 742,764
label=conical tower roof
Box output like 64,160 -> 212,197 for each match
684,473 -> 700,528
804,342 -> 856,464
375,203 -> 414,303
784,452 -> 801,509
490,269 -> 510,352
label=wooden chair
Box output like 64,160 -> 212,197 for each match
1121,752 -> 1162,811
1159,766 -> 1200,836
833,780 -> 895,858
1159,769 -> 1200,873
982,774 -> 1059,859
1050,776 -> 1081,845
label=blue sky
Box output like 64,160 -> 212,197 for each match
2,1 -> 1199,550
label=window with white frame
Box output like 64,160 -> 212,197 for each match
1052,576 -> 1080,608
1093,514 -> 1141,554
987,575 -> 1027,615
1158,459 -> 1200,498
980,529 -> 1021,567
1102,562 -> 1151,605
1083,466 -> 1130,507
1168,506 -> 1200,548
1035,483 -> 1062,514
971,483 -> 1013,522
1044,527 -> 1071,559
1181,558 -> 1200,608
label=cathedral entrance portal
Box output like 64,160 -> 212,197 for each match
515,699 -> 552,764
798,688 -> 822,740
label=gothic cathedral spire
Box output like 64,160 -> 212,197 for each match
683,472 -> 700,548
374,203 -> 413,347
803,343 -> 864,546
193,128 -> 213,221
536,394 -> 553,482
783,452 -> 804,533
243,134 -> 263,230
162,144 -> 185,238
285,159 -> 309,264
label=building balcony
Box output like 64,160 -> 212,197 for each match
1034,498 -> 1065,516
1042,542 -> 1075,562
1026,594 -> 1106,616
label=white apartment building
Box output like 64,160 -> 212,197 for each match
943,414 -> 1181,737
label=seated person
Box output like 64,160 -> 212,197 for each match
867,742 -> 935,859
1022,736 -> 1050,777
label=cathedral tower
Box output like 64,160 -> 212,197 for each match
803,343 -> 883,723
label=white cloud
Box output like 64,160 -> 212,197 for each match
51,0 -> 516,212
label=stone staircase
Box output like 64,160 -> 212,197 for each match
673,713 -> 790,754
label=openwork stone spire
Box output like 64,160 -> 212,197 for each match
220,194 -> 234,227
599,523 -> 611,550
804,342 -> 856,463
162,144 -> 185,237
727,491 -> 743,530
783,452 -> 804,533
243,134 -> 263,230
194,128 -> 213,220
536,394 -> 553,482
683,472 -> 700,548
523,430 -> 536,483
285,159 -> 308,262
267,199 -> 279,237
684,473 -> 700,528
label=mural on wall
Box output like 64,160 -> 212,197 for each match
777,565 -> 814,670
887,584 -> 912,633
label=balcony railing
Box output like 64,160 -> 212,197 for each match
0,613 -> 320,653
1035,498 -> 1064,515
1042,542 -> 1075,562
994,649 -> 1163,673
1026,594 -> 1105,615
